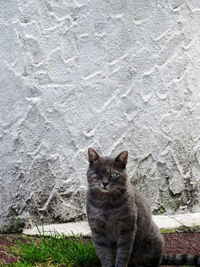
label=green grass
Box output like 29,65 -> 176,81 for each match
160,225 -> 200,234
5,233 -> 100,267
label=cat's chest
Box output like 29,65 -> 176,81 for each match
88,203 -> 132,241
89,201 -> 124,221
100,210 -> 121,240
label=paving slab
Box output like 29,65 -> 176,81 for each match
23,212 -> 200,236
23,222 -> 91,236
169,212 -> 200,227
152,215 -> 181,229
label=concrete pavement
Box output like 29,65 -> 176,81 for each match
23,212 -> 200,236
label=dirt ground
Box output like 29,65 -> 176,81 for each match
0,232 -> 200,266
163,232 -> 200,267
0,234 -> 23,265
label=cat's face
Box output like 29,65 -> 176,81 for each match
87,148 -> 128,193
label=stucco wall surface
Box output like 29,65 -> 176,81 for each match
0,0 -> 200,232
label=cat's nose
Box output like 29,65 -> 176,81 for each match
102,181 -> 109,187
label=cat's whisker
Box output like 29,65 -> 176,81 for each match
89,184 -> 102,192
113,187 -> 128,201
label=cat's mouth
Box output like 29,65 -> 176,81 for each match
100,188 -> 111,194
101,187 -> 108,191
99,185 -> 112,193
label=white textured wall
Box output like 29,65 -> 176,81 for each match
1,0 -> 200,232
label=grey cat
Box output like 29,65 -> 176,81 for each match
86,148 -> 200,267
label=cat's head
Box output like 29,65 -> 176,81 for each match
87,148 -> 128,193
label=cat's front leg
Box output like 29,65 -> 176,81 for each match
115,229 -> 135,267
92,230 -> 114,267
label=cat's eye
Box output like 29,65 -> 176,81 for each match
110,172 -> 117,178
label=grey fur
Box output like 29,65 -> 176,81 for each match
86,148 -> 164,267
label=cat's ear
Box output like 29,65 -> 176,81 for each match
115,151 -> 128,168
88,148 -> 99,163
